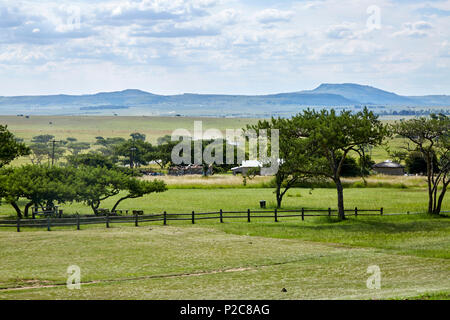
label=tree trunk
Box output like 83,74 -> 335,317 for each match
91,202 -> 100,215
112,196 -> 131,213
335,178 -> 345,220
426,153 -> 434,214
24,202 -> 34,218
434,181 -> 449,215
10,202 -> 22,219
275,184 -> 282,209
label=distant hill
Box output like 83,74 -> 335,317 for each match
0,84 -> 448,116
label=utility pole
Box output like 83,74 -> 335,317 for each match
130,147 -> 137,169
50,140 -> 64,166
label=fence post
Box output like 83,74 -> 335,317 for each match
328,208 -> 331,217
302,208 -> 305,221
192,211 -> 195,224
76,214 -> 80,231
220,209 -> 223,223
355,207 -> 358,217
106,212 -> 110,228
164,211 -> 167,226
380,207 -> 383,216
47,216 -> 51,232
17,217 -> 20,233
247,209 -> 251,223
32,206 -> 37,219
135,212 -> 139,227
274,209 -> 278,222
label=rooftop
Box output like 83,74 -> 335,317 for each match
373,160 -> 405,168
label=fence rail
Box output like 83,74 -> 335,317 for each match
0,207 -> 432,232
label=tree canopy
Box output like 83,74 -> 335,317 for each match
0,125 -> 30,168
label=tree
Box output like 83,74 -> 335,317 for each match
387,149 -> 408,164
130,132 -> 146,141
0,165 -> 77,218
31,134 -> 54,144
111,179 -> 167,212
405,151 -> 438,175
392,114 -> 449,214
29,139 -> 65,165
66,141 -> 91,155
73,166 -> 125,214
66,152 -> 116,169
0,125 -> 30,168
73,166 -> 166,214
94,137 -> 126,157
247,117 -> 313,208
290,108 -> 387,219
146,141 -> 178,170
114,139 -> 154,168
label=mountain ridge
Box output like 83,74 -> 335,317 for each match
0,83 -> 449,116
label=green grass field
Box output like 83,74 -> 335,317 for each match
0,214 -> 449,300
0,116 -> 448,300
0,186 -> 449,300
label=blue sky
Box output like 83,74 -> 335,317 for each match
0,0 -> 449,96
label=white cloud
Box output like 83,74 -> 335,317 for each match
255,9 -> 294,24
0,0 -> 448,96
393,21 -> 433,38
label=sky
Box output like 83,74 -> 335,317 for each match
0,0 -> 449,96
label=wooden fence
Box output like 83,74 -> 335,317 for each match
0,207 -> 391,232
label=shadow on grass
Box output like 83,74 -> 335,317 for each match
230,214 -> 449,235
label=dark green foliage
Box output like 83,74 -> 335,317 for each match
114,139 -> 154,168
31,134 -> 54,144
0,125 -> 30,168
73,166 -> 166,214
130,132 -> 146,141
0,165 -> 77,218
66,153 -> 116,169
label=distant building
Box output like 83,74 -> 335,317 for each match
372,160 -> 405,176
231,160 -> 263,176
168,164 -> 213,176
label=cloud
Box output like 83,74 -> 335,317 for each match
393,21 -> 433,38
0,0 -> 448,96
325,23 -> 358,39
255,9 -> 294,24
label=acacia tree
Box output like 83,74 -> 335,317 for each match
0,165 -> 77,218
291,108 -> 387,219
74,166 -> 167,214
0,125 -> 30,168
247,118 -> 313,208
114,139 -> 154,168
74,166 -> 125,214
392,114 -> 449,214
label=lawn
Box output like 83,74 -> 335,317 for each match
1,185 -> 445,217
0,184 -> 448,300
0,219 -> 449,300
